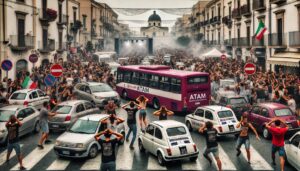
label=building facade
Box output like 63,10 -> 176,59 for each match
140,11 -> 169,38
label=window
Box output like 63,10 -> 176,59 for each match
140,73 -> 149,86
170,78 -> 181,93
31,91 -> 38,99
195,109 -> 204,117
25,108 -> 35,116
52,105 -> 72,114
146,125 -> 155,136
187,76 -> 208,84
291,135 -> 300,148
166,127 -> 186,136
82,15 -> 87,29
149,75 -> 159,88
17,110 -> 26,119
124,71 -> 132,83
205,111 -> 213,120
117,71 -> 123,83
10,93 -> 26,100
260,108 -> 269,117
79,85 -> 86,91
229,98 -> 246,104
274,109 -> 293,117
155,128 -> 163,139
84,102 -> 94,110
131,72 -> 140,84
252,106 -> 260,114
76,104 -> 85,113
85,87 -> 91,94
159,76 -> 170,91
37,90 -> 45,97
218,110 -> 234,118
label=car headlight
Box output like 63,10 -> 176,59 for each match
75,143 -> 84,148
0,129 -> 6,133
55,140 -> 62,146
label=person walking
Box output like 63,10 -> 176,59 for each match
104,100 -> 118,115
199,121 -> 222,171
136,95 -> 149,131
236,115 -> 260,164
265,118 -> 289,171
95,129 -> 123,171
5,115 -> 26,170
38,102 -> 57,149
153,106 -> 174,120
122,101 -> 140,149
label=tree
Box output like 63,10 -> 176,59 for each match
177,36 -> 191,46
85,41 -> 93,52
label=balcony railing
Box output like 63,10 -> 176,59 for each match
253,0 -> 266,11
241,4 -> 251,16
270,0 -> 286,5
232,8 -> 241,19
252,36 -> 265,46
268,33 -> 287,47
10,35 -> 34,51
222,16 -> 232,27
224,39 -> 232,46
289,31 -> 300,47
232,37 -> 251,46
38,39 -> 55,53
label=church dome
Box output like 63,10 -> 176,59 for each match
148,11 -> 161,22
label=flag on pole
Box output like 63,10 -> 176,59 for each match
255,20 -> 267,40
22,76 -> 37,89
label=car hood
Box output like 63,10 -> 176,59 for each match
57,132 -> 95,144
93,91 -> 118,98
0,122 -> 6,131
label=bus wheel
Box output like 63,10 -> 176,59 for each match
122,90 -> 128,100
153,98 -> 160,109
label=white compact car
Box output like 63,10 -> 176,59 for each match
138,120 -> 199,166
54,114 -> 125,158
285,131 -> 300,170
185,105 -> 240,136
9,89 -> 50,110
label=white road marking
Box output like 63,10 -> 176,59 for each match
0,144 -> 23,166
116,142 -> 134,170
211,145 -> 237,170
181,157 -> 203,170
46,158 -> 70,170
241,145 -> 273,170
80,154 -> 101,170
147,155 -> 167,170
11,144 -> 53,170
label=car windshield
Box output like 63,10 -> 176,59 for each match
52,105 -> 72,114
0,110 -> 15,122
10,93 -> 26,100
229,98 -> 246,104
218,110 -> 234,118
69,119 -> 99,134
274,108 -> 293,117
90,84 -> 113,93
166,126 -> 187,136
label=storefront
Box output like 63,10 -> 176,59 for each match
267,52 -> 300,75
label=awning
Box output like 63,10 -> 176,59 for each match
268,52 -> 300,67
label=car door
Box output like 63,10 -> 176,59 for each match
37,90 -> 49,107
153,127 -> 164,154
74,103 -> 86,119
23,107 -> 38,133
192,108 -> 205,130
77,85 -> 87,100
84,101 -> 99,115
16,109 -> 30,136
143,124 -> 155,153
84,86 -> 93,101
286,134 -> 300,168
249,106 -> 261,127
257,108 -> 270,129
29,91 -> 39,109
204,110 -> 216,125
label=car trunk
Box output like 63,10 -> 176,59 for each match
168,135 -> 194,157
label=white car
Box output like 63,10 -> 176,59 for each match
9,89 -> 50,110
219,79 -> 236,90
285,131 -> 300,170
185,105 -> 240,136
138,120 -> 199,166
54,114 -> 125,158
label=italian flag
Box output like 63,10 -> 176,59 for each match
22,76 -> 37,89
255,20 -> 267,40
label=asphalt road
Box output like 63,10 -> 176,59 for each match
0,100 -> 297,171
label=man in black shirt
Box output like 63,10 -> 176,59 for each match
122,101 -> 140,149
95,129 -> 123,171
6,115 -> 26,170
199,121 -> 222,171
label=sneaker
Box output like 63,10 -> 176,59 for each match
45,139 -> 52,144
19,166 -> 26,170
236,149 -> 241,157
37,144 -> 44,149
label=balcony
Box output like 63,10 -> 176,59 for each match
289,31 -> 300,48
224,39 -> 232,46
57,14 -> 68,25
241,4 -> 251,17
222,16 -> 232,27
253,0 -> 266,11
252,36 -> 265,47
270,0 -> 286,5
232,8 -> 241,20
232,37 -> 251,47
268,33 -> 287,47
38,39 -> 55,53
9,35 -> 34,51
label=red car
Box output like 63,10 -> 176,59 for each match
247,103 -> 300,139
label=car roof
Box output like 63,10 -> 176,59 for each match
13,89 -> 38,93
0,105 -> 27,111
58,100 -> 88,106
80,114 -> 109,122
152,120 -> 185,128
218,90 -> 236,96
257,103 -> 288,109
83,82 -> 105,86
199,105 -> 231,112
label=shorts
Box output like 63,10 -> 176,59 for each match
203,146 -> 219,158
236,137 -> 250,150
7,142 -> 21,155
139,109 -> 147,120
40,122 -> 49,134
272,145 -> 285,157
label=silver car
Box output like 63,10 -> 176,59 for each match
49,100 -> 100,131
54,114 -> 125,158
0,105 -> 40,144
73,82 -> 120,108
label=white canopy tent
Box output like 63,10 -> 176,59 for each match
201,48 -> 231,58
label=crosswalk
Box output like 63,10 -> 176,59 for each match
0,142 -> 276,171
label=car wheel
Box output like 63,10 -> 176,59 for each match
157,151 -> 166,166
189,156 -> 198,162
33,121 -> 40,133
122,90 -> 128,100
263,127 -> 271,140
152,98 -> 160,110
186,121 -> 193,132
138,139 -> 145,152
88,145 -> 98,158
119,132 -> 125,145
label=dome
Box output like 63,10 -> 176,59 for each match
148,11 -> 161,22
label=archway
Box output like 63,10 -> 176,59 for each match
16,59 -> 28,79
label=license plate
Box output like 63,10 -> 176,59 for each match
62,151 -> 70,155
180,147 -> 187,155
52,125 -> 59,128
229,125 -> 235,131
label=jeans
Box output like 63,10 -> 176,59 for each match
100,161 -> 116,171
7,142 -> 21,155
126,124 -> 137,147
236,137 -> 250,150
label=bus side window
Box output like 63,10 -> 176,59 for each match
160,76 -> 170,91
132,72 -> 140,85
149,75 -> 159,88
140,73 -> 149,86
117,71 -> 123,83
170,78 -> 181,93
124,71 -> 132,83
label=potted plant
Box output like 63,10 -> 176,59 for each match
46,8 -> 57,21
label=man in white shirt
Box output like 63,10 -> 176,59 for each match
287,95 -> 296,114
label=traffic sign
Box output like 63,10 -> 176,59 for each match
244,63 -> 256,75
50,64 -> 63,77
1,60 -> 13,71
221,54 -> 226,60
29,54 -> 39,63
44,74 -> 56,87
